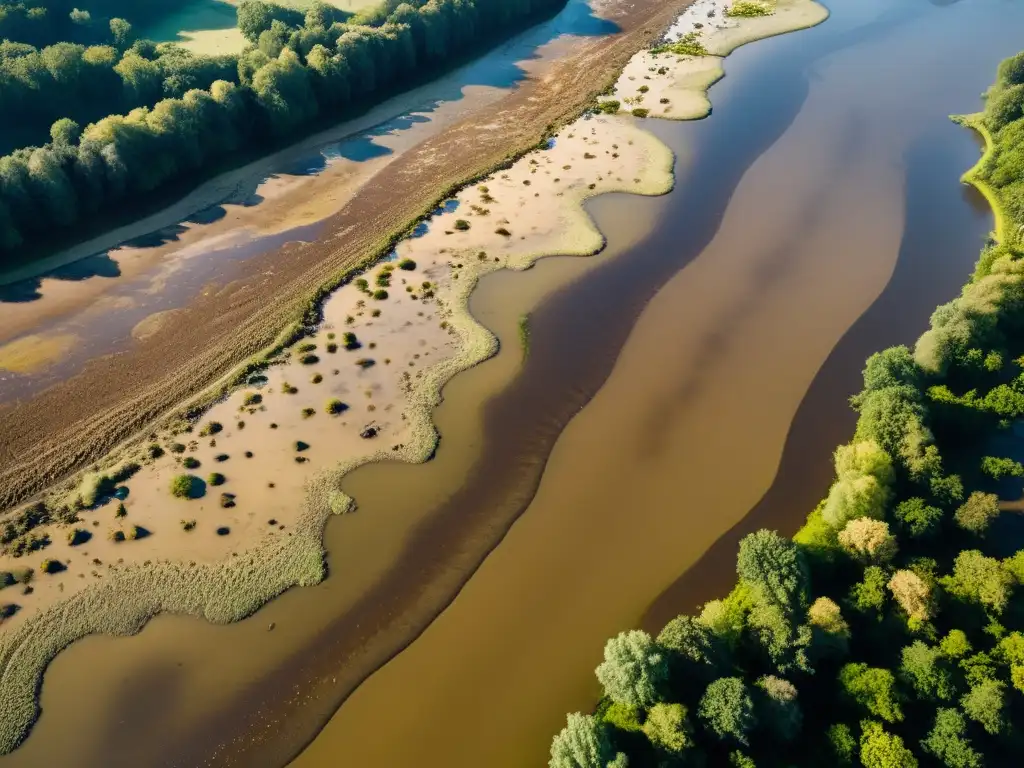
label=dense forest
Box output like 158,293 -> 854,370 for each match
548,51 -> 1024,768
0,0 -> 567,262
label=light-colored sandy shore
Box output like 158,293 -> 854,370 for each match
0,0 -> 830,755
0,114 -> 673,754
607,0 -> 829,120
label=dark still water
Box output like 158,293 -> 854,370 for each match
5,0 -> 1022,767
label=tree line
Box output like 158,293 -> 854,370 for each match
549,51 -> 1024,768
0,0 -> 568,261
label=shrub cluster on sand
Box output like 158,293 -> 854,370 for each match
727,0 -> 775,17
170,475 -> 200,500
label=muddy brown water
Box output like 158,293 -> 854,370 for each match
4,0 -> 1024,765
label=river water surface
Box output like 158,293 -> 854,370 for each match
4,0 -> 1023,765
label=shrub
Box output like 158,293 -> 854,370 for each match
170,474 -> 200,499
219,493 -> 236,509
294,441 -> 309,452
40,559 -> 64,575
596,100 -> 620,114
954,492 -> 1001,535
199,421 -> 222,437
181,519 -> 197,531
454,219 -> 470,231
326,343 -> 338,353
399,258 -> 416,270
631,108 -> 650,118
282,382 -> 298,394
343,332 -> 360,350
301,407 -> 316,418
169,442 -> 186,454
495,227 -> 512,237
66,528 -> 90,546
182,456 -> 200,469
147,443 -> 164,459
243,393 -> 262,406
727,0 -> 773,17
311,374 -> 323,384
637,85 -> 649,93
207,473 -> 225,486
326,399 -> 348,415
356,358 -> 375,369
595,630 -> 667,709
297,342 -> 317,353
300,353 -> 320,365
372,290 -> 388,300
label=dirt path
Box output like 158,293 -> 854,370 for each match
0,0 -> 696,511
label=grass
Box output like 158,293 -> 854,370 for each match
518,314 -> 531,358
170,474 -> 201,500
652,31 -> 708,57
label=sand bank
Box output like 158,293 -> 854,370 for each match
607,0 -> 829,120
0,114 -> 673,755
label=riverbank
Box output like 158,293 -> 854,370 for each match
957,113 -> 1008,244
0,114 -> 673,755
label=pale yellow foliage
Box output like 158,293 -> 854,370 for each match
807,597 -> 850,637
888,569 -> 932,622
838,518 -> 898,563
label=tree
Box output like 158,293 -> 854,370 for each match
838,518 -> 897,563
998,51 -> 1024,85
942,550 -> 1014,613
960,679 -> 1006,735
894,498 -> 943,538
859,721 -> 917,768
827,723 -> 857,764
921,709 -> 983,768
109,18 -> 132,49
980,455 -> 1024,480
698,677 -> 756,745
594,630 -> 666,710
756,675 -> 801,741
888,570 -> 933,623
736,529 -> 808,613
986,84 -> 1024,131
656,614 -> 728,680
838,664 -> 903,723
50,117 -> 80,146
939,630 -> 972,660
954,492 -> 1000,536
549,713 -> 618,768
642,702 -> 691,756
900,641 -> 954,702
850,566 -> 888,617
69,8 -> 91,26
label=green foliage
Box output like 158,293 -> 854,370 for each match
900,641 -> 955,702
942,550 -> 1014,613
652,31 -> 707,57
549,713 -> 618,768
980,455 -> 1024,479
207,472 -> 225,486
939,630 -> 972,660
756,675 -> 801,741
849,565 -> 888,617
727,0 -> 774,17
594,630 -> 667,710
953,492 -> 1001,536
960,679 -> 1006,735
827,723 -> 857,764
920,709 -> 982,768
698,677 -> 756,745
737,530 -> 808,613
642,702 -> 691,755
859,721 -> 918,768
657,614 -> 728,680
838,664 -> 903,723
169,474 -> 198,499
894,498 -> 943,538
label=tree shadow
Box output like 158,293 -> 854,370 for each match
0,252 -> 122,303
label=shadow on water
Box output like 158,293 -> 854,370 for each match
0,0 -> 618,305
0,254 -> 122,303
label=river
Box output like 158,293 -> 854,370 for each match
3,0 -> 1021,765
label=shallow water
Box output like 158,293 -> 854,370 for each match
4,0 -> 1023,765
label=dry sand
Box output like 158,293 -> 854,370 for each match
606,0 -> 829,120
0,114 -> 673,754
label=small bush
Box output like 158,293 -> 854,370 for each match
181,519 -> 197,531
147,443 -> 164,459
67,528 -> 90,546
243,392 -> 262,406
297,342 -> 316,353
301,407 -> 316,418
495,227 -> 511,237
199,421 -> 222,437
294,441 -> 309,452
170,474 -> 200,499
208,472 -> 226,486
631,108 -> 650,118
109,529 -> 125,542
282,382 -> 298,394
40,559 -> 64,575
454,219 -> 470,231
356,358 -> 375,369
115,503 -> 127,518
372,289 -> 388,300
597,100 -> 620,114
355,278 -> 369,292
311,373 -> 323,384
638,85 -> 649,93
219,493 -> 236,509
300,353 -> 319,365
326,399 -> 348,415
727,0 -> 773,17
399,258 -> 416,270
326,343 -> 338,353
169,442 -> 186,453
182,456 -> 200,469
